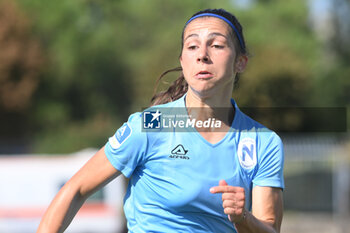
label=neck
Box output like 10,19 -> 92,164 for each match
185,89 -> 235,128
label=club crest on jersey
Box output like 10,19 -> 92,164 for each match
237,138 -> 257,170
109,123 -> 132,149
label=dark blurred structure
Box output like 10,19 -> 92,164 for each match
0,0 -> 43,153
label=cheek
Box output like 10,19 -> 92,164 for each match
223,54 -> 235,72
180,54 -> 193,72
181,51 -> 191,62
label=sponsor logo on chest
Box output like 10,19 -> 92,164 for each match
169,144 -> 190,160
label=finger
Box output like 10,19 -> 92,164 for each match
221,192 -> 235,201
224,207 -> 238,215
223,199 -> 245,209
224,207 -> 244,216
210,186 -> 233,193
219,179 -> 228,186
222,192 -> 245,201
210,186 -> 244,194
222,200 -> 236,208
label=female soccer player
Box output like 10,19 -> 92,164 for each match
38,8 -> 284,233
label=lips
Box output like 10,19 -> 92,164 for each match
195,70 -> 213,79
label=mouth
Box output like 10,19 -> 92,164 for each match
195,71 -> 213,79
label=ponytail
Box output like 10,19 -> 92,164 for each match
150,67 -> 188,106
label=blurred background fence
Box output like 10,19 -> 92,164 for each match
0,149 -> 126,233
282,134 -> 350,233
0,0 -> 349,232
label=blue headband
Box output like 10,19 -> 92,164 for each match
185,13 -> 245,50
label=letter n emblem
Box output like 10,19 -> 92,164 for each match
237,138 -> 257,170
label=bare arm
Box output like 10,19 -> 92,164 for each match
211,182 -> 283,233
37,147 -> 121,233
235,186 -> 283,233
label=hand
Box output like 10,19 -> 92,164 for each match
210,180 -> 246,223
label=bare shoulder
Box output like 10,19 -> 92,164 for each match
68,147 -> 121,197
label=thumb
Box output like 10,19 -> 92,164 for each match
219,179 -> 228,186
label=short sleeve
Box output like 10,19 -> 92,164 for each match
253,132 -> 285,189
104,112 -> 148,178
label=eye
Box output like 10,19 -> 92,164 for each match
212,44 -> 224,49
187,45 -> 197,50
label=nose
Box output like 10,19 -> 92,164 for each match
197,47 -> 210,63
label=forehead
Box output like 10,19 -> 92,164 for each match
183,16 -> 232,38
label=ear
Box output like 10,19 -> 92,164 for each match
235,55 -> 248,73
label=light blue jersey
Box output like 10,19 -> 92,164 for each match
104,95 -> 284,233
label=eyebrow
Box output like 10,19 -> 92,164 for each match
184,32 -> 228,42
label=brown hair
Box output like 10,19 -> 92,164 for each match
150,8 -> 247,106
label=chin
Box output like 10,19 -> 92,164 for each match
189,86 -> 216,99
